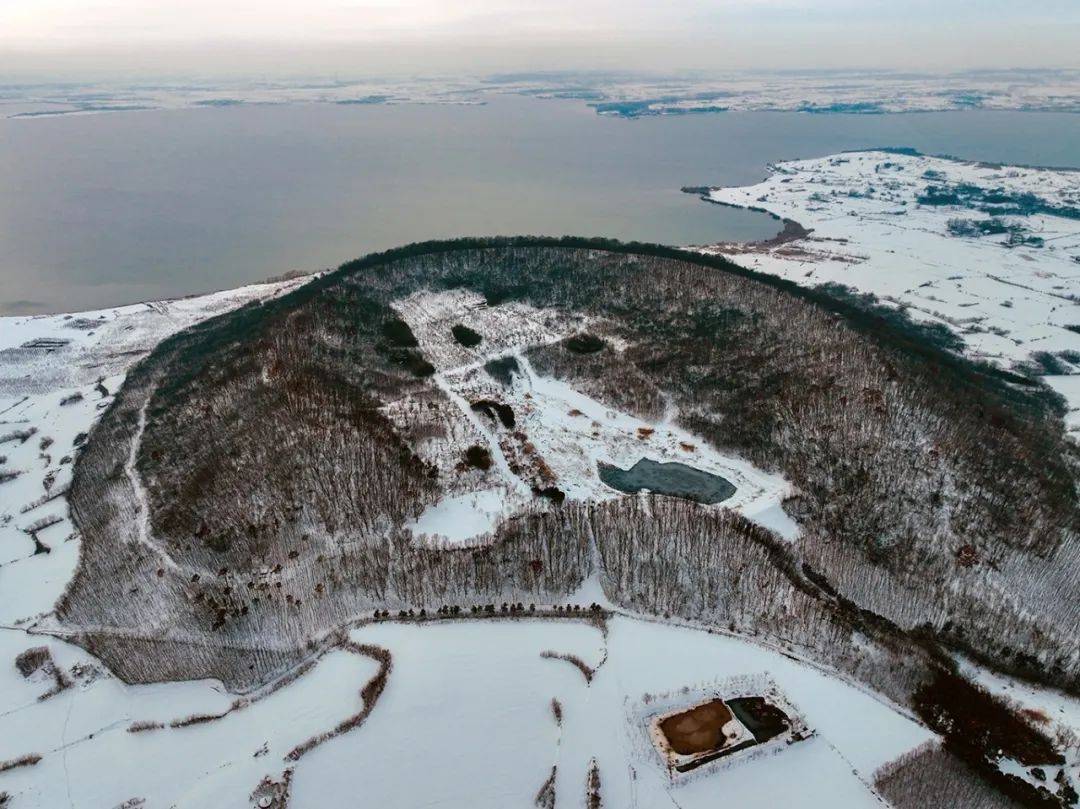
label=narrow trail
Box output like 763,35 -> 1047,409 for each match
123,397 -> 181,573
26,622 -> 300,655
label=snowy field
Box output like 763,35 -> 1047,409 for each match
699,149 -> 1080,439
0,606 -> 933,808
289,616 -> 930,809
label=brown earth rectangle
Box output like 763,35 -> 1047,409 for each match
658,698 -> 735,755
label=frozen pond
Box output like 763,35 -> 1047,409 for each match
598,457 -> 737,504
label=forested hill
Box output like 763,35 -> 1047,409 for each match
60,238 -> 1078,806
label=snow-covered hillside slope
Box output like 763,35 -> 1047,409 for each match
0,279 -> 308,624
699,150 -> 1080,439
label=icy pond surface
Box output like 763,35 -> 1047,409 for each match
598,458 -> 737,504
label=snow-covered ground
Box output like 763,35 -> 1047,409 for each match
392,288 -> 798,547
0,608 -> 933,808
698,149 -> 1080,439
289,616 -> 929,809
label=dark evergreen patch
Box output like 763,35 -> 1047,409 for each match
463,445 -> 493,470
471,400 -> 515,428
451,324 -> 483,347
382,318 -> 419,348
564,333 -> 605,354
483,355 -> 520,387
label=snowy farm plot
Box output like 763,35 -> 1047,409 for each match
286,617 -> 922,809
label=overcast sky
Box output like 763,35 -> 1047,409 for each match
2,0 -> 1078,78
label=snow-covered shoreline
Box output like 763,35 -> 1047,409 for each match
5,68 -> 1080,120
695,149 -> 1080,439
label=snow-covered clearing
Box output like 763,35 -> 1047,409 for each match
407,488 -> 506,548
392,288 -> 797,546
699,149 -> 1080,438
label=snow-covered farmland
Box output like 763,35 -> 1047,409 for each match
0,607 -> 933,808
289,616 -> 929,809
699,149 -> 1080,438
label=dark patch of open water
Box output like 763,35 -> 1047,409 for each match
598,458 -> 736,504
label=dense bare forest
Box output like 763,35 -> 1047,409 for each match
59,238 -> 1078,803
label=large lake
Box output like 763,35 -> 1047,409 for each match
2,95 -> 1079,314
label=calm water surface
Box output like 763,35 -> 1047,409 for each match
598,458 -> 737,505
2,96 -> 1079,313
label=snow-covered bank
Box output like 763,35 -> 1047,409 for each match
697,149 -> 1080,438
